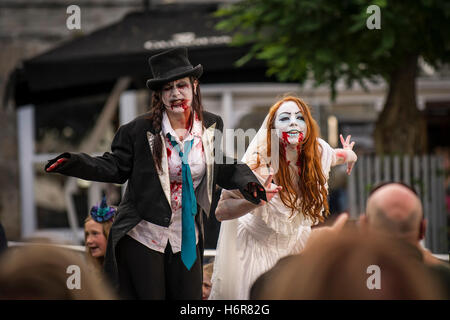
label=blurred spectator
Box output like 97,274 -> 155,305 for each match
360,182 -> 450,297
251,219 -> 445,299
202,261 -> 214,300
84,197 -> 115,271
0,244 -> 116,299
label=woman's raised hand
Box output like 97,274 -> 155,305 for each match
340,134 -> 355,151
339,134 -> 357,175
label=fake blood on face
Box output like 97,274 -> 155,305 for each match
181,102 -> 189,110
170,99 -> 190,110
281,132 -> 290,144
282,131 -> 304,145
296,132 -> 304,175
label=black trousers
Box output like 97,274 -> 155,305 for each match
115,235 -> 202,300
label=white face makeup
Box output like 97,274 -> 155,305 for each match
161,77 -> 194,114
274,100 -> 307,146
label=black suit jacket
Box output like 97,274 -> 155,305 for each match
45,111 -> 265,289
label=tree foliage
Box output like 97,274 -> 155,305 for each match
216,0 -> 450,99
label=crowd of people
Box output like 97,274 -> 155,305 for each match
0,196 -> 117,299
0,47 -> 448,300
250,182 -> 450,299
0,181 -> 447,300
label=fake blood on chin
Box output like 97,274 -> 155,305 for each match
170,100 -> 189,110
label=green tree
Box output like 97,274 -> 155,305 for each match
216,0 -> 450,154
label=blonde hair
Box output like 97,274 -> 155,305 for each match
84,215 -> 113,240
203,262 -> 214,279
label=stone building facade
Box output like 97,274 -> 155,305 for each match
0,0 -> 151,240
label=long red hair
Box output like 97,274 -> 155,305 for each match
262,96 -> 329,223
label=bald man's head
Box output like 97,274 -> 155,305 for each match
365,183 -> 424,243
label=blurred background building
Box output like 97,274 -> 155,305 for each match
1,0 -> 448,253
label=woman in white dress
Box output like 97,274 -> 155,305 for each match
209,96 -> 357,300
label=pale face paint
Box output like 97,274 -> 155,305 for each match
161,77 -> 194,114
274,101 -> 307,146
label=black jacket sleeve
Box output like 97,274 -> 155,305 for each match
44,123 -> 134,184
213,116 -> 267,205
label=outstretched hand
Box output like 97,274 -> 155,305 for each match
46,158 -> 68,172
339,134 -> 357,175
340,134 -> 355,151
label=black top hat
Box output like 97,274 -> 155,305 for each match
146,47 -> 203,90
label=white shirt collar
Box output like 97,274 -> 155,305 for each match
162,110 -> 203,144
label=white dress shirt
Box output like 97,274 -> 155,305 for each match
127,111 -> 206,254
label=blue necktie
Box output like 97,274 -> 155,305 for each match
167,133 -> 197,270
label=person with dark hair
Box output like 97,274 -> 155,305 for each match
45,47 -> 267,299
